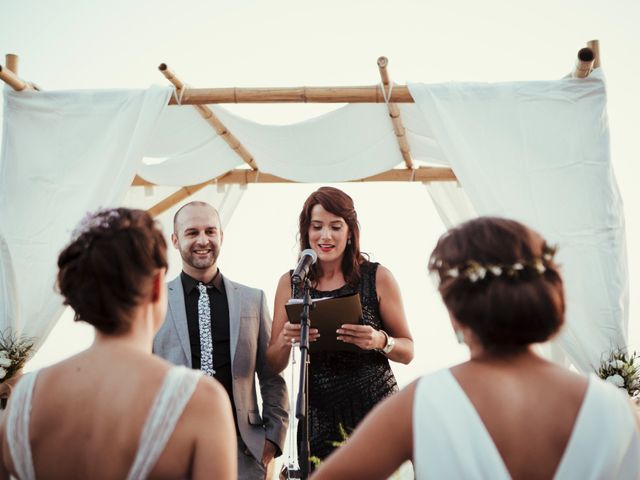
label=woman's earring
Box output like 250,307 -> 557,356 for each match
347,238 -> 352,245
455,329 -> 465,345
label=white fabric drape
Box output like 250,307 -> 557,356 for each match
0,86 -> 172,348
409,70 -> 628,372
424,182 -> 476,229
140,103 -> 407,185
0,229 -> 20,332
0,71 -> 628,374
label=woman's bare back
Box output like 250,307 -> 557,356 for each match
1,345 -> 235,479
451,356 -> 589,480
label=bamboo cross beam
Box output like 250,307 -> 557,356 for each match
146,180 -> 211,218
136,166 -> 459,216
377,56 -> 413,169
159,64 -> 258,170
166,85 -> 416,104
133,166 -> 456,188
137,165 -> 458,216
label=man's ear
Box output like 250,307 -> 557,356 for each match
171,233 -> 179,249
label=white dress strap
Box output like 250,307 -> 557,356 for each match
5,371 -> 39,480
127,366 -> 203,480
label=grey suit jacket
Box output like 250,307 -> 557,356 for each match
153,274 -> 289,460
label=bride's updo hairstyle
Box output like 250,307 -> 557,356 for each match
428,217 -> 564,351
57,208 -> 167,334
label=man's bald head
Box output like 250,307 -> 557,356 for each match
173,201 -> 221,235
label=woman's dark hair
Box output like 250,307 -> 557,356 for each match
57,208 -> 168,334
428,217 -> 564,351
299,187 -> 367,288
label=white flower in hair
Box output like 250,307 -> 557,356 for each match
534,259 -> 546,274
476,267 -> 487,279
605,374 -> 625,388
446,268 -> 459,278
609,359 -> 626,369
0,367 -> 6,380
490,266 -> 502,276
0,357 -> 11,368
513,263 -> 524,270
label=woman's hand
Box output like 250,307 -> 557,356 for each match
336,324 -> 386,351
279,321 -> 320,347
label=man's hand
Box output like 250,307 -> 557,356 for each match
262,439 -> 278,466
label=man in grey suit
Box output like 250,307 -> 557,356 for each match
153,201 -> 288,480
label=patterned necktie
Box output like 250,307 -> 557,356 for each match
197,282 -> 215,376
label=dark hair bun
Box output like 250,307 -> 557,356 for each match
428,217 -> 564,351
57,208 -> 167,334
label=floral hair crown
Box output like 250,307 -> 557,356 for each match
71,208 -> 122,242
433,244 -> 557,283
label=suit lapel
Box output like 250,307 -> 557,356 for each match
224,276 -> 241,365
167,276 -> 193,367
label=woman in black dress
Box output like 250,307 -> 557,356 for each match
267,186 -> 414,461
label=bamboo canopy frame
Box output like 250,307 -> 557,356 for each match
0,41 -> 601,217
377,56 -> 413,169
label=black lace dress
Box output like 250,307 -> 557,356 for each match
292,261 -> 399,460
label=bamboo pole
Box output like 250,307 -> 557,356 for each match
159,64 -> 258,170
5,54 -> 18,74
146,180 -> 210,217
586,39 -> 600,68
377,56 -> 413,169
573,48 -> 595,78
167,85 -> 415,105
0,64 -> 31,91
133,166 -> 456,189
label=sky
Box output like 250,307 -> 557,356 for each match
2,0 -> 638,392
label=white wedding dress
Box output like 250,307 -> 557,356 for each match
5,365 -> 203,480
413,369 -> 640,479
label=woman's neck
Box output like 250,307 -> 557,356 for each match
92,306 -> 156,354
468,344 -> 544,366
318,257 -> 343,277
315,259 -> 346,289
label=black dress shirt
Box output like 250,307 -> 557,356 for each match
180,270 -> 238,430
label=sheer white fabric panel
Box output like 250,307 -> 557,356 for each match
140,106 -> 244,186
0,86 -> 172,348
424,182 -> 476,229
409,70 -> 628,372
0,230 -> 20,332
140,103 -> 406,184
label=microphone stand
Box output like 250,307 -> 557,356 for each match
295,276 -> 313,479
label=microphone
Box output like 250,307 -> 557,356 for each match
291,249 -> 318,285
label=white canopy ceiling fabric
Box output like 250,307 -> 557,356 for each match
0,86 -> 172,347
139,102 -> 450,186
409,69 -> 628,371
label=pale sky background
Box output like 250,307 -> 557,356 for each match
1,0 -> 638,399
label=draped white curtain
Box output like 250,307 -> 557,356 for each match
0,69 -> 628,372
0,86 -> 172,348
409,70 -> 628,371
